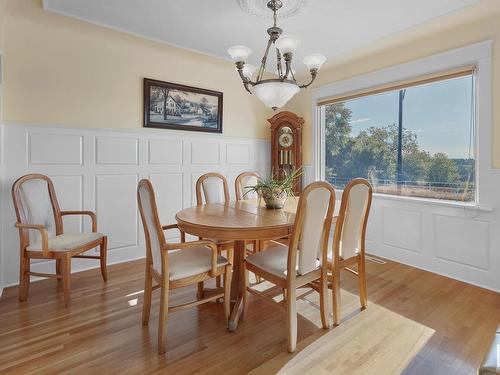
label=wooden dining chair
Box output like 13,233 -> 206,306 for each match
235,171 -> 263,253
138,179 -> 232,354
195,172 -> 233,295
328,178 -> 373,326
235,171 -> 260,201
12,174 -> 107,307
243,181 -> 336,352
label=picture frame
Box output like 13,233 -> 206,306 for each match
143,78 -> 223,133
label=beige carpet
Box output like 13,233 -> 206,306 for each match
249,286 -> 434,375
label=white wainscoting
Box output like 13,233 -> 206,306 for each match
363,195 -> 500,292
292,162 -> 499,291
0,124 -> 270,289
305,162 -> 500,292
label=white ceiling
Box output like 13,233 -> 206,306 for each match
43,0 -> 479,72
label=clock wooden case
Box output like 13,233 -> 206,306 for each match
268,111 -> 304,194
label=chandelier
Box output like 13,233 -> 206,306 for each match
227,0 -> 326,110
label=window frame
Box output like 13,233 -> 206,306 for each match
311,41 -> 492,207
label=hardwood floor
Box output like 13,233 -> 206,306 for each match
0,256 -> 498,374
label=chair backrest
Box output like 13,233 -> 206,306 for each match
235,172 -> 260,200
288,181 -> 336,276
12,174 -> 63,245
137,179 -> 167,274
333,178 -> 373,260
196,173 -> 229,205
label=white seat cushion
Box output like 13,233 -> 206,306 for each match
246,244 -> 290,279
27,232 -> 104,251
168,246 -> 228,281
246,243 -> 321,278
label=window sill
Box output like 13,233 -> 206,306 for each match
335,189 -> 493,212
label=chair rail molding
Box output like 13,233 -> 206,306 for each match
0,123 -> 270,289
309,40 -> 500,292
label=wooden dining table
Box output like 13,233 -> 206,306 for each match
175,198 -> 299,331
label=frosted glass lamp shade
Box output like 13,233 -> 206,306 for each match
241,64 -> 257,79
275,35 -> 301,55
303,53 -> 326,71
250,81 -> 300,109
227,45 -> 252,62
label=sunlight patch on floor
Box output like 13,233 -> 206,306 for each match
247,284 -> 435,375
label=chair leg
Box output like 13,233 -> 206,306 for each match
142,265 -> 153,326
319,271 -> 331,330
61,254 -> 72,308
56,259 -> 63,283
223,266 -> 232,325
332,268 -> 341,326
19,253 -> 30,302
158,281 -> 169,354
358,255 -> 368,310
197,281 -> 204,300
253,241 -> 262,284
286,286 -> 297,353
100,236 -> 108,282
216,244 -> 222,289
241,265 -> 249,320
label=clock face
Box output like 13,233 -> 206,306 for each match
278,132 -> 293,147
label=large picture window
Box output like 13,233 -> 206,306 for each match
319,70 -> 476,202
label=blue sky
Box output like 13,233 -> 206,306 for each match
344,75 -> 474,159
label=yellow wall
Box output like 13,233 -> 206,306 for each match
287,0 -> 500,166
2,0 -> 272,138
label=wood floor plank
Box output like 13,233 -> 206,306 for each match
0,257 -> 498,374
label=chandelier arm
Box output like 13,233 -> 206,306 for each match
237,67 -> 249,83
236,66 -> 256,91
257,38 -> 273,82
276,49 -> 283,80
243,81 -> 252,93
299,69 -> 318,88
283,57 -> 292,82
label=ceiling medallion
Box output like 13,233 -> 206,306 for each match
237,0 -> 310,19
228,0 -> 326,110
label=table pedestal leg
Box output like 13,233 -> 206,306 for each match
228,240 -> 246,332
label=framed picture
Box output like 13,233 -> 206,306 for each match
143,78 -> 223,133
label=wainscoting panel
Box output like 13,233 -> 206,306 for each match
383,207 -> 422,253
434,214 -> 489,270
226,143 -> 250,165
95,174 -> 139,250
149,173 -> 183,239
191,141 -> 220,165
0,124 -> 270,288
51,175 -> 84,234
29,133 -> 83,165
148,139 -> 183,165
96,136 -> 139,165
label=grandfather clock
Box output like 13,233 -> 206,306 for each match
268,111 -> 304,194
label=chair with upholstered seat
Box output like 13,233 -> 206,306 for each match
195,172 -> 234,295
12,174 -> 107,307
138,179 -> 232,354
328,178 -> 372,326
243,181 -> 336,352
235,171 -> 263,254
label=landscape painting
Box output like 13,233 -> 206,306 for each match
144,78 -> 223,133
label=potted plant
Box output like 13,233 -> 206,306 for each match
244,168 -> 302,209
